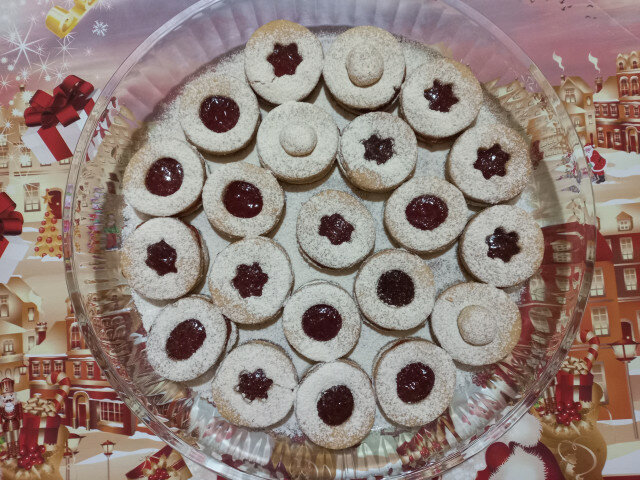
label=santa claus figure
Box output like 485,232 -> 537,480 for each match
0,377 -> 23,458
584,144 -> 607,184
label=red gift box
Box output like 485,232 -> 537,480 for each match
126,445 -> 191,480
555,370 -> 594,404
18,413 -> 61,450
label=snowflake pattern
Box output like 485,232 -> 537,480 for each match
92,21 -> 108,37
55,33 -> 75,63
0,74 -> 11,91
96,0 -> 113,11
0,24 -> 44,70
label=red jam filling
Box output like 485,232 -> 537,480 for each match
376,270 -> 415,307
405,195 -> 448,231
223,181 -> 263,219
423,79 -> 459,113
236,368 -> 273,401
232,262 -> 269,298
166,319 -> 206,361
485,227 -> 520,262
316,385 -> 354,426
302,304 -> 343,342
199,95 -> 240,133
361,134 -> 395,165
396,362 -> 435,404
145,239 -> 177,276
319,213 -> 354,246
474,144 -> 511,180
267,42 -> 303,77
145,158 -> 183,196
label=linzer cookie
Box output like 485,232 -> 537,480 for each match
146,296 -> 232,382
459,205 -> 544,287
400,58 -> 482,141
211,340 -> 298,428
323,26 -> 405,113
208,236 -> 294,325
257,102 -> 339,183
123,138 -> 205,217
297,190 -> 375,269
202,162 -> 284,238
354,249 -> 435,331
339,112 -> 417,192
447,123 -> 531,204
245,20 -> 323,104
384,176 -> 468,253
431,283 -> 521,366
121,218 -> 208,301
179,72 -> 260,155
296,360 -> 375,449
282,281 -> 361,362
373,338 -> 456,427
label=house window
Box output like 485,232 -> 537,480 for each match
87,362 -> 94,379
588,114 -> 593,124
586,96 -> 592,106
24,183 -> 41,212
31,362 -> 40,376
598,130 -> 604,141
556,277 -> 570,292
625,105 -> 631,116
619,61 -> 625,70
618,217 -> 633,231
556,266 -> 571,276
573,117 -> 581,127
28,307 -> 35,322
27,336 -> 34,350
58,156 -> 70,165
73,362 -> 81,378
635,105 -> 640,116
591,306 -> 609,336
54,360 -> 63,373
632,78 -> 640,95
99,401 -> 123,423
2,340 -> 14,354
19,153 -> 31,167
553,252 -> 572,263
621,78 -> 629,96
621,321 -> 635,341
620,237 -> 634,260
70,324 -> 81,349
553,240 -> 572,252
612,104 -> 619,115
591,267 -> 604,296
614,130 -> 621,143
529,274 -> 546,301
565,88 -> 576,103
0,296 -> 8,317
42,360 -> 50,376
591,362 -> 608,404
624,268 -> 638,290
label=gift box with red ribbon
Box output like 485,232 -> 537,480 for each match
22,75 -> 98,165
18,412 -> 62,451
555,370 -> 594,405
0,192 -> 27,282
126,445 -> 191,480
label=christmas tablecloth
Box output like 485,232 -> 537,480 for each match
0,0 -> 639,479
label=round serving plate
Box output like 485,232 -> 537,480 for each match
63,0 -> 597,478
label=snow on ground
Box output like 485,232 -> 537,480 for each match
602,441 -> 640,475
76,448 -> 158,465
598,412 -> 640,426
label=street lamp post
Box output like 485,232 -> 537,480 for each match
101,440 -> 115,480
18,363 -> 28,376
610,337 -> 639,439
66,434 -> 84,480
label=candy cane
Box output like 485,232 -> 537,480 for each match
579,330 -> 599,372
46,370 -> 71,412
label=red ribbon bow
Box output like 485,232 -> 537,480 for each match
24,75 -> 94,129
0,192 -> 23,258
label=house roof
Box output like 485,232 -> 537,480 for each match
0,320 -> 27,335
564,103 -> 586,115
4,277 -> 42,311
595,231 -> 613,262
594,76 -> 619,102
24,321 -> 67,357
598,203 -> 640,235
564,76 -> 594,94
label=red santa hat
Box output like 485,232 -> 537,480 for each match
0,377 -> 15,394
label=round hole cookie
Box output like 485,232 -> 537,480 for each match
179,72 -> 260,155
354,249 -> 435,331
384,177 -> 468,253
208,236 -> 294,325
339,112 -> 417,192
373,339 -> 456,427
282,281 -> 361,362
211,340 -> 298,428
257,102 -> 339,183
297,190 -> 376,269
447,123 -> 532,204
202,163 -> 284,238
400,58 -> 482,141
323,26 -> 405,113
459,205 -> 544,287
431,283 -> 521,366
296,360 -> 375,449
146,296 -> 232,382
245,20 -> 323,105
121,218 -> 208,301
123,139 -> 205,217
